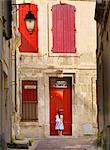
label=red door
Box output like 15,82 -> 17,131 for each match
50,77 -> 72,135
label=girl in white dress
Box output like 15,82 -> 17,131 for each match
55,109 -> 64,135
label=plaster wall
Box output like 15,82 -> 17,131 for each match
16,0 -> 97,138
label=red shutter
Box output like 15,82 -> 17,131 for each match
19,4 -> 38,53
22,80 -> 38,121
52,4 -> 76,53
22,80 -> 37,102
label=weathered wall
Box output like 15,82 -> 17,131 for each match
0,0 -> 12,147
95,0 -> 110,149
0,1 -> 3,147
101,3 -> 110,149
16,0 -> 97,138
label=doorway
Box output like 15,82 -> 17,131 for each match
49,77 -> 72,135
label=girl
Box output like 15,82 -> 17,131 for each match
55,109 -> 64,136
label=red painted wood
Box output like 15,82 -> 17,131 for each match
52,4 -> 76,53
22,80 -> 38,121
19,4 -> 38,53
50,86 -> 72,135
63,88 -> 72,134
22,81 -> 37,102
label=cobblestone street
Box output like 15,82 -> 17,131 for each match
31,136 -> 101,150
11,136 -> 101,150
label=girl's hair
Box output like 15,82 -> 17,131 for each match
57,109 -> 61,118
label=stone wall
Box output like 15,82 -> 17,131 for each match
16,0 -> 97,138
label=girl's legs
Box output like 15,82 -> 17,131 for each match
57,130 -> 63,136
58,130 -> 62,136
60,130 -> 62,135
58,130 -> 60,135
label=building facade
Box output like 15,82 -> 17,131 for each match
0,0 -> 13,148
15,0 -> 97,138
95,0 -> 110,149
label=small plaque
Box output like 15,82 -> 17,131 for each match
83,123 -> 93,135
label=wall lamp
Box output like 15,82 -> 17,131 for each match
24,10 -> 36,34
12,3 -> 36,35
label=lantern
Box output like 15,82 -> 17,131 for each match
24,11 -> 36,34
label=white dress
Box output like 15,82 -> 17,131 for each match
55,114 -> 64,130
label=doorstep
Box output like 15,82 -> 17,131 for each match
7,138 -> 29,149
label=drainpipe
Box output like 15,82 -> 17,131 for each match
15,49 -> 17,112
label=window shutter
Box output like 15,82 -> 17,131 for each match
19,4 -> 38,53
52,4 -> 76,53
22,80 -> 38,121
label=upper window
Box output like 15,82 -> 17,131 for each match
52,4 -> 76,53
19,4 -> 38,53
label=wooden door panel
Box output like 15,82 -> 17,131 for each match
63,88 -> 72,135
50,87 -> 72,135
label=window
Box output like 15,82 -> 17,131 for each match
19,4 -> 38,53
52,4 -> 76,53
22,81 -> 38,121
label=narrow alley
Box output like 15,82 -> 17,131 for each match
1,0 -> 110,150
31,137 -> 100,150
8,136 -> 102,150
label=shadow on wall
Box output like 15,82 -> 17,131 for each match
0,133 -> 7,149
75,93 -> 97,136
